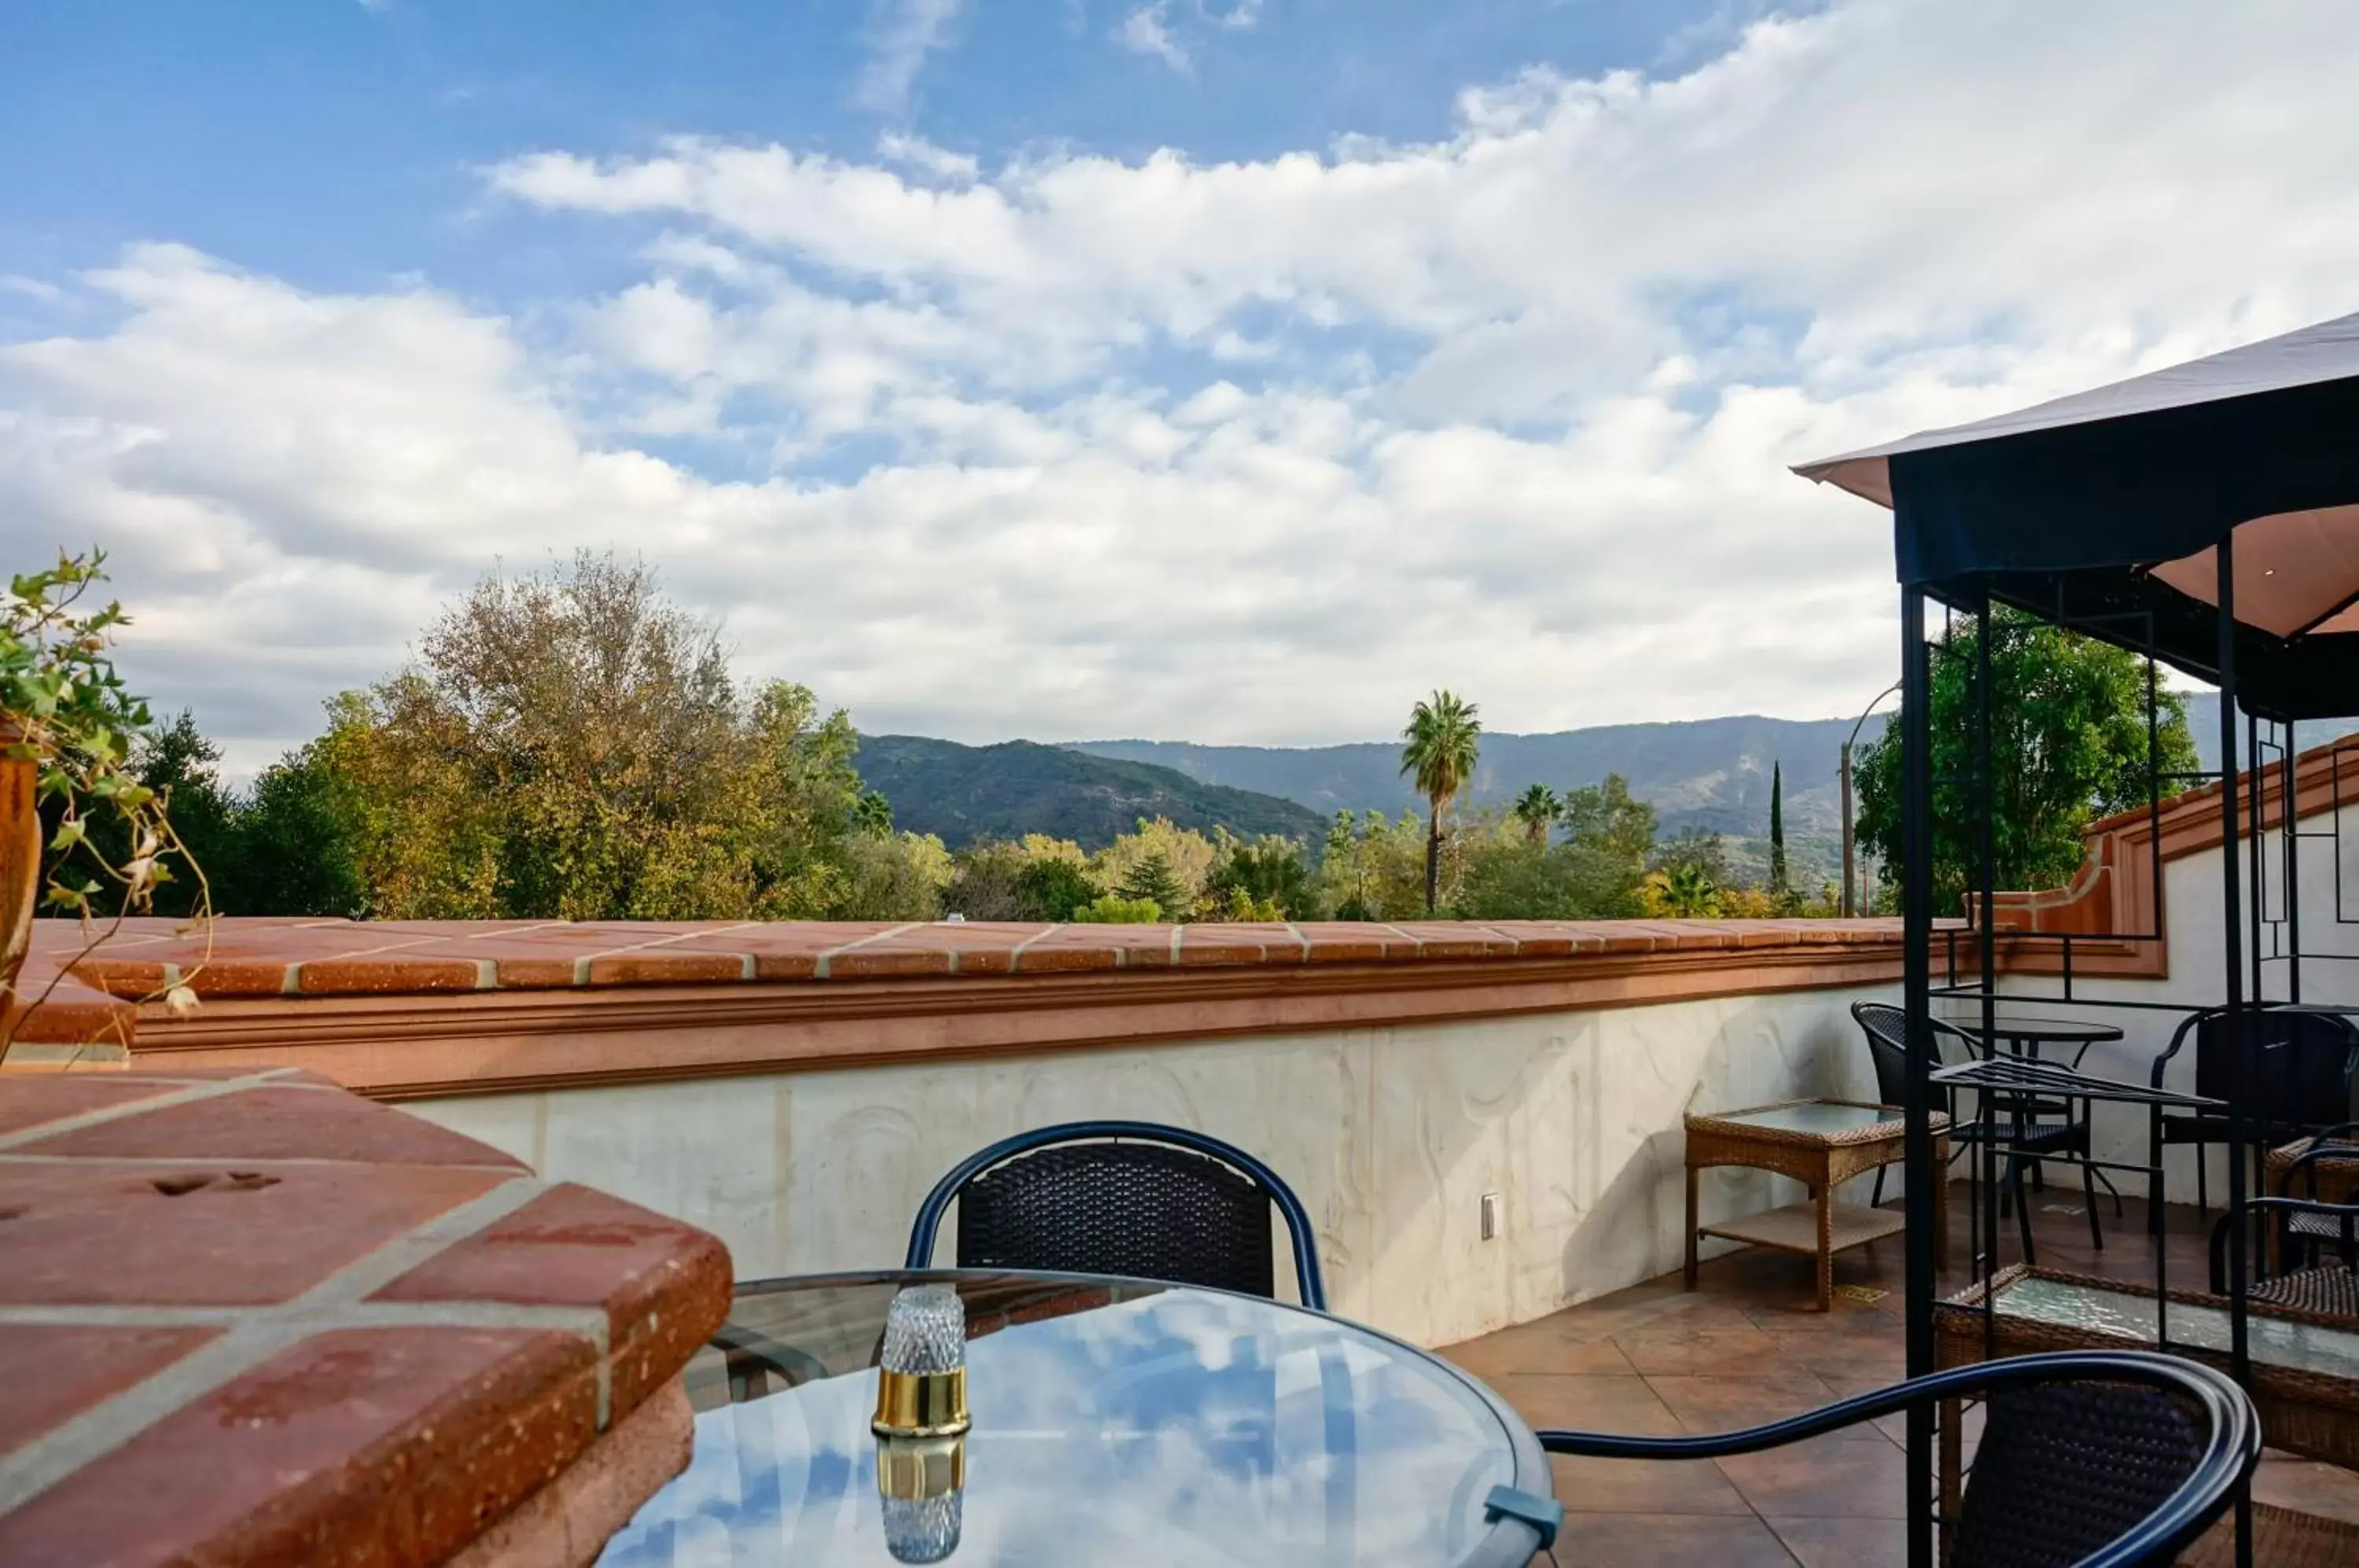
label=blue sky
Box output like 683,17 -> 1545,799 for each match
3,2 -> 1746,304
2,2 -> 2353,768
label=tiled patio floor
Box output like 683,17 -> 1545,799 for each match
1436,1183 -> 2359,1566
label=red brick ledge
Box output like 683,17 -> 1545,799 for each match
27,915 -> 1904,1003
0,1065 -> 732,1566
2,918 -> 1916,1100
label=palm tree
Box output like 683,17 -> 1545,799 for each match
1400,690 -> 1481,914
1512,783 -> 1559,847
1645,864 -> 1721,918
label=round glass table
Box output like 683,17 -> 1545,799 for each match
597,1269 -> 1551,1568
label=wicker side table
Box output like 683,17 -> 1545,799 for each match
2268,1136 -> 2359,1205
1684,1099 -> 1949,1312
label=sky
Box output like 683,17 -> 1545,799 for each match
3,1 -> 2356,775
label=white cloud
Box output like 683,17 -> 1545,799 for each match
1117,5 -> 1190,72
9,0 -> 2359,765
856,0 -> 967,113
876,131 -> 980,184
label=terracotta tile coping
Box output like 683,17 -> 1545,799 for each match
5,916 -> 1926,1099
19,915 -> 1906,1010
0,1066 -> 733,1567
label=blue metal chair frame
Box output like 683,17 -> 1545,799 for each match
1536,1349 -> 2257,1568
903,1119 -> 1330,1310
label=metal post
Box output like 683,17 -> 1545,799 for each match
2285,720 -> 2301,1003
1842,740 -> 1856,917
2216,540 -> 2253,1568
1901,586 -> 1935,1568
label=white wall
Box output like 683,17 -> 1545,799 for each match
1941,796 -> 2359,1205
409,985 -> 1893,1348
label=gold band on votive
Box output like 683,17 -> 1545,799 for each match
875,1434 -> 966,1500
873,1367 -> 970,1438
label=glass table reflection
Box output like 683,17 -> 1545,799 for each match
598,1269 -> 1550,1568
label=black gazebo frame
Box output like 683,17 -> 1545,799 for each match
1798,311 -> 2359,1568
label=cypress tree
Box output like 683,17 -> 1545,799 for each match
1768,760 -> 1790,898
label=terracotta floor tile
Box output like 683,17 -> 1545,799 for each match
1645,1371 -> 1839,1434
1555,1511 -> 1801,1566
1482,1374 -> 1684,1437
1436,1323 -> 1635,1378
1551,1452 -> 1754,1517
1715,1434 -> 1909,1518
2252,1450 -> 2359,1524
1612,1316 -> 1784,1377
1765,1515 -> 1912,1566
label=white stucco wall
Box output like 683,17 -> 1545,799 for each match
1941,795 -> 2359,1205
407,984 -> 1893,1348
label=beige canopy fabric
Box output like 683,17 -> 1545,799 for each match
2147,505 -> 2359,638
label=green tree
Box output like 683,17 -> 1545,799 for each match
1203,836 -> 1313,920
227,745 -> 367,916
1115,848 -> 1187,915
1312,809 -> 1428,921
1558,775 -> 1654,875
1642,863 -> 1721,918
1018,856 -> 1100,921
1511,783 -> 1559,847
311,551 -> 930,920
1400,689 -> 1481,914
1767,760 -> 1790,905
95,712 -> 240,918
854,790 -> 895,837
1073,894 -> 1162,923
1652,826 -> 1731,885
1854,606 -> 2199,913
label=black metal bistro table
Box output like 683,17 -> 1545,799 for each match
1946,1013 -> 2125,1069
1947,1012 -> 2130,1225
596,1268 -> 1555,1568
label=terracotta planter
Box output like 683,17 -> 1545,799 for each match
0,734 -> 40,1050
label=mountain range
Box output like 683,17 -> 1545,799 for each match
861,692 -> 2359,888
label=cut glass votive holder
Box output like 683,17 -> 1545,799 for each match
873,1284 -> 970,1438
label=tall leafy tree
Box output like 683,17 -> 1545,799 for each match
309,551 -> 940,920
1400,689 -> 1481,913
1511,783 -> 1559,846
1767,760 -> 1790,903
1558,775 -> 1655,874
1854,606 -> 2199,913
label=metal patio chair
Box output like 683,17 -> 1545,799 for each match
2151,1007 -> 2359,1215
1539,1349 -> 2258,1568
1853,1001 -> 2100,1259
903,1120 -> 1328,1309
2209,1192 -> 2359,1319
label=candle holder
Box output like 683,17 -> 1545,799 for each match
877,1433 -> 966,1563
874,1285 -> 970,1562
873,1284 -> 970,1438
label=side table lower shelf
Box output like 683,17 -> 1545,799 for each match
1699,1200 -> 1909,1257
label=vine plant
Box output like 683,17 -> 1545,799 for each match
2,549 -> 204,1058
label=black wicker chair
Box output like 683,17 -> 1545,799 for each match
1539,1350 -> 2258,1568
903,1121 -> 1328,1309
1853,1001 -> 2100,1259
2208,1194 -> 2359,1318
2150,1007 -> 2359,1215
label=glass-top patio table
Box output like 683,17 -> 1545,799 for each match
1934,1264 -> 2359,1470
597,1268 -> 1554,1568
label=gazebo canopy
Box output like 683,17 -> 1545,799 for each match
1796,312 -> 2359,718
